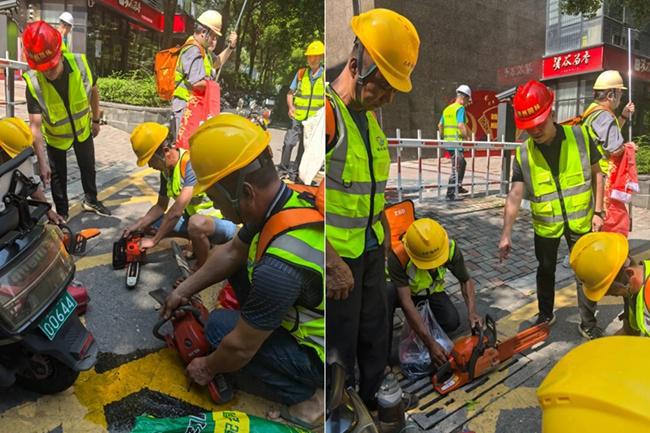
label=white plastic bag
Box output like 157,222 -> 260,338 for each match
298,107 -> 325,185
399,300 -> 454,379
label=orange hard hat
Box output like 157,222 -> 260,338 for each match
512,80 -> 554,130
22,21 -> 62,72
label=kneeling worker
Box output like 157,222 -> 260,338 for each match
570,231 -> 650,336
162,114 -> 324,430
125,122 -> 237,267
386,211 -> 480,367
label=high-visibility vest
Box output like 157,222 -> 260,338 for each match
404,240 -> 456,296
164,149 -> 220,217
325,86 -> 390,259
630,260 -> 650,337
173,38 -> 211,102
582,102 -> 620,175
516,125 -> 594,239
23,53 -> 92,150
293,67 -> 324,122
247,189 -> 324,362
442,102 -> 464,149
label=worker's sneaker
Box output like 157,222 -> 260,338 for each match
578,323 -> 604,340
534,313 -> 556,327
82,199 -> 112,217
458,186 -> 470,194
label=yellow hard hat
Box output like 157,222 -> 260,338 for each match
569,232 -> 628,302
0,117 -> 33,158
197,10 -> 223,36
538,336 -> 650,433
350,8 -> 420,93
130,122 -> 169,167
403,218 -> 449,270
305,40 -> 324,56
189,113 -> 270,194
593,70 -> 627,90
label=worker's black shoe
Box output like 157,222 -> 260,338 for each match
534,313 -> 556,327
578,323 -> 604,340
458,187 -> 469,194
82,199 -> 112,217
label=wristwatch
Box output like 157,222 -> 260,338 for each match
594,210 -> 605,218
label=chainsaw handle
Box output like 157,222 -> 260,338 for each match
434,360 -> 453,385
152,305 -> 203,341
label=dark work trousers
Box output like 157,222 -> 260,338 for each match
280,119 -> 304,170
327,247 -> 388,409
46,135 -> 98,216
446,150 -> 467,197
534,229 -> 597,327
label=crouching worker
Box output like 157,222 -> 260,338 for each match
0,117 -> 65,224
570,231 -> 650,336
161,114 -> 324,430
385,201 -> 481,367
124,122 -> 237,267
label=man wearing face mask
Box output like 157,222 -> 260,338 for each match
325,8 -> 420,408
569,232 -> 650,337
172,10 -> 237,135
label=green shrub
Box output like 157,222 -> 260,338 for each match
97,71 -> 168,107
634,134 -> 650,175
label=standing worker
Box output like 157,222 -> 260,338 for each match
279,40 -> 325,177
58,12 -> 73,52
22,20 -> 110,220
172,10 -> 237,135
439,85 -> 471,201
498,80 -> 605,339
325,8 -> 420,409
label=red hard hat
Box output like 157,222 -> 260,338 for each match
22,21 -> 62,72
512,80 -> 554,129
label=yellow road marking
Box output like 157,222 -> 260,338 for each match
466,386 -> 540,433
103,195 -> 157,208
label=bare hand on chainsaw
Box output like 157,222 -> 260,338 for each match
161,291 -> 189,320
427,340 -> 448,367
186,355 -> 215,386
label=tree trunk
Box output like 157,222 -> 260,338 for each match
161,0 -> 176,49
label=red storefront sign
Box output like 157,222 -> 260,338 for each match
602,45 -> 650,82
542,46 -> 604,79
497,60 -> 542,86
98,0 -> 190,33
466,90 -> 499,141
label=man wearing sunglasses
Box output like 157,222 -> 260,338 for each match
570,232 -> 650,337
325,8 -> 420,409
125,122 -> 237,269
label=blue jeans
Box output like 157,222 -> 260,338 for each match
151,214 -> 237,244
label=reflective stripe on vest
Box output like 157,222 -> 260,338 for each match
442,102 -> 464,143
405,240 -> 456,296
325,86 -> 390,259
516,125 -> 594,238
165,149 -> 221,217
582,102 -> 619,175
247,190 -> 324,361
630,260 -> 650,337
23,53 -> 92,150
293,68 -> 324,121
173,39 -> 211,102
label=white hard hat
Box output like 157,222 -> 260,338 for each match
593,70 -> 627,90
456,84 -> 472,99
59,12 -> 74,26
197,10 -> 223,36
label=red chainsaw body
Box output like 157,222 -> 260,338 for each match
125,235 -> 145,263
164,299 -> 211,364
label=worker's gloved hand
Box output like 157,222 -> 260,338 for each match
427,340 -> 448,368
186,356 -> 215,386
139,237 -> 156,250
498,235 -> 511,263
161,291 -> 189,320
326,257 -> 354,300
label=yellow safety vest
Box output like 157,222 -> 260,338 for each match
442,102 -> 464,141
516,125 -> 594,238
23,53 -> 93,150
293,67 -> 324,122
164,149 -> 220,217
630,260 -> 650,337
582,102 -> 620,175
405,240 -> 456,296
325,86 -> 390,259
173,38 -> 211,102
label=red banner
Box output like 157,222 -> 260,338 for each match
497,60 -> 542,87
542,46 -> 604,79
602,45 -> 650,83
98,0 -> 190,33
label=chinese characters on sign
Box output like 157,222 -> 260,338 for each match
635,58 -> 650,74
552,50 -> 591,70
542,46 -> 604,79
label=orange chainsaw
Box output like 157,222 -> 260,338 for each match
432,314 -> 549,394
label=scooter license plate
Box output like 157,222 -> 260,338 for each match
38,291 -> 78,341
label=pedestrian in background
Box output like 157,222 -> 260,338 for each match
439,85 -> 472,201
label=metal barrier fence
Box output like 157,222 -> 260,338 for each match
0,57 -> 29,118
388,129 -> 521,202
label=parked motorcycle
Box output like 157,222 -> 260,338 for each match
236,97 -> 274,130
0,148 -> 97,394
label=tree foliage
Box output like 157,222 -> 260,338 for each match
560,0 -> 650,27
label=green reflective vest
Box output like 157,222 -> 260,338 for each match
23,53 -> 92,150
582,102 -> 620,175
293,67 -> 324,122
165,149 -> 220,217
173,39 -> 211,102
630,260 -> 650,337
516,125 -> 594,239
442,102 -> 464,142
325,86 -> 390,259
405,240 -> 456,296
246,190 -> 325,362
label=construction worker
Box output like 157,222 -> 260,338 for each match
124,122 -> 237,268
58,12 -> 73,52
0,117 -> 65,224
569,232 -> 650,336
22,21 -> 110,221
279,40 -> 325,177
385,216 -> 480,367
325,8 -> 419,408
162,114 -> 324,430
537,336 -> 650,433
498,80 -> 605,339
172,10 -> 237,135
439,85 -> 472,200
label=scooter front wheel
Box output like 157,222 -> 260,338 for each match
16,353 -> 79,394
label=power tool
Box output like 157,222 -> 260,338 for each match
59,225 -> 100,255
112,232 -> 146,289
432,314 -> 549,394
